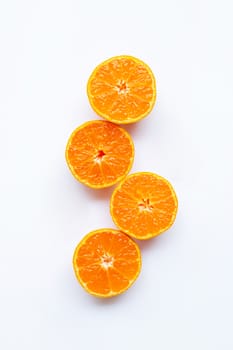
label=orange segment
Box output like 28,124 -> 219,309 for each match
65,120 -> 134,188
110,172 -> 178,240
73,229 -> 142,297
87,55 -> 156,124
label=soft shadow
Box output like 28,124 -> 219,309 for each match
122,111 -> 156,132
135,236 -> 159,253
64,171 -> 117,201
135,229 -> 174,253
79,183 -> 117,201
90,292 -> 126,306
122,122 -> 142,136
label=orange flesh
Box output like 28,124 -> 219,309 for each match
73,229 -> 141,297
65,121 -> 134,188
110,172 -> 178,239
87,56 -> 156,124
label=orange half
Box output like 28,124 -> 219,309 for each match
73,229 -> 142,298
65,120 -> 134,188
110,172 -> 178,240
87,55 -> 156,124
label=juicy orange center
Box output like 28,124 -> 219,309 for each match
94,149 -> 106,164
100,253 -> 114,270
138,198 -> 154,212
116,79 -> 129,95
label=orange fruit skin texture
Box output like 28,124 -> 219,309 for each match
110,172 -> 178,240
73,229 -> 142,298
87,55 -> 156,124
65,120 -> 134,188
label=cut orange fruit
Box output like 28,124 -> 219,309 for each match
87,55 -> 156,124
65,120 -> 134,188
73,229 -> 142,297
110,172 -> 178,240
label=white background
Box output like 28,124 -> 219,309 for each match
0,0 -> 233,349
